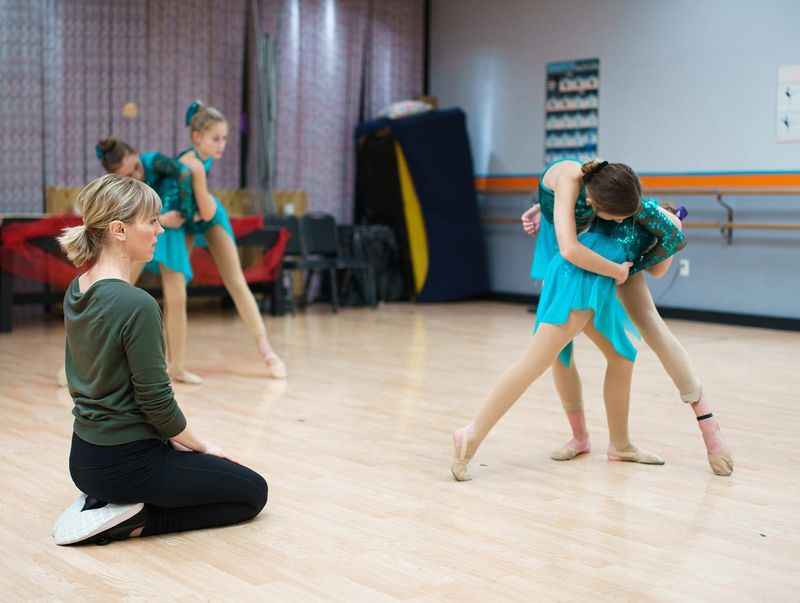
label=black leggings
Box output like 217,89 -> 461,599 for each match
69,433 -> 268,537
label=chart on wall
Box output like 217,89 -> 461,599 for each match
544,58 -> 599,166
777,65 -> 800,143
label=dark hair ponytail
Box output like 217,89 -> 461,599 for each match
581,159 -> 642,217
96,138 -> 136,172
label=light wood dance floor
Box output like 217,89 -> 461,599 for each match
1,302 -> 798,601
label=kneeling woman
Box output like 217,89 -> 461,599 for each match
52,175 -> 267,545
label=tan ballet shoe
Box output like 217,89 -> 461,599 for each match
607,445 -> 665,465
451,427 -> 474,482
170,370 -> 204,385
708,448 -> 733,476
550,441 -> 590,461
264,354 -> 287,379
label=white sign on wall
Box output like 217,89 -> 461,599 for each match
777,65 -> 800,143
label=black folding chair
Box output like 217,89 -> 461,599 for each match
300,212 -> 377,312
268,215 -> 338,312
235,226 -> 286,316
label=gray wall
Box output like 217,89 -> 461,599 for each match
431,0 -> 800,319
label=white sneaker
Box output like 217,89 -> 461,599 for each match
52,494 -> 144,546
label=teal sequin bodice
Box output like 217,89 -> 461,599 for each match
537,158 -> 686,275
177,148 -> 213,174
538,161 -> 594,230
140,151 -> 195,221
591,198 -> 686,274
591,205 -> 657,261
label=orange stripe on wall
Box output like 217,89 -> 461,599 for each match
638,174 -> 800,188
474,176 -> 539,191
476,172 -> 800,192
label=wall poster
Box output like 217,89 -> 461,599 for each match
544,58 -> 599,165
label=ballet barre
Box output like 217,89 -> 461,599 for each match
643,187 -> 800,244
478,186 -> 800,244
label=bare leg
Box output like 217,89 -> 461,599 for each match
582,321 -> 663,465
160,264 -> 201,384
618,273 -> 732,475
618,273 -> 701,398
203,225 -> 286,378
452,310 -> 592,481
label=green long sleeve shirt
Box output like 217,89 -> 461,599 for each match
64,278 -> 186,445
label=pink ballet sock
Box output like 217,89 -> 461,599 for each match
551,410 -> 591,461
565,410 -> 591,450
691,397 -> 733,475
692,399 -> 725,455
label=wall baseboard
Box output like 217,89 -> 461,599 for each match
484,292 -> 800,332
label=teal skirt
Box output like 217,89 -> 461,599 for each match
188,196 -> 235,247
147,226 -> 194,282
146,196 -> 234,283
532,220 -> 639,366
530,211 -> 559,280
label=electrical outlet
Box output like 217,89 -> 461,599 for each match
678,258 -> 690,277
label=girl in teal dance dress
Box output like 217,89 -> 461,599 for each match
521,160 -> 732,476
452,159 -> 649,481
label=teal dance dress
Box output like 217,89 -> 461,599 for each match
175,148 -> 234,248
144,149 -> 236,281
141,151 -> 195,282
531,159 -> 687,366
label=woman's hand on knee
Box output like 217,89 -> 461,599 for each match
171,440 -> 193,452
171,428 -> 239,464
205,444 -> 240,465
